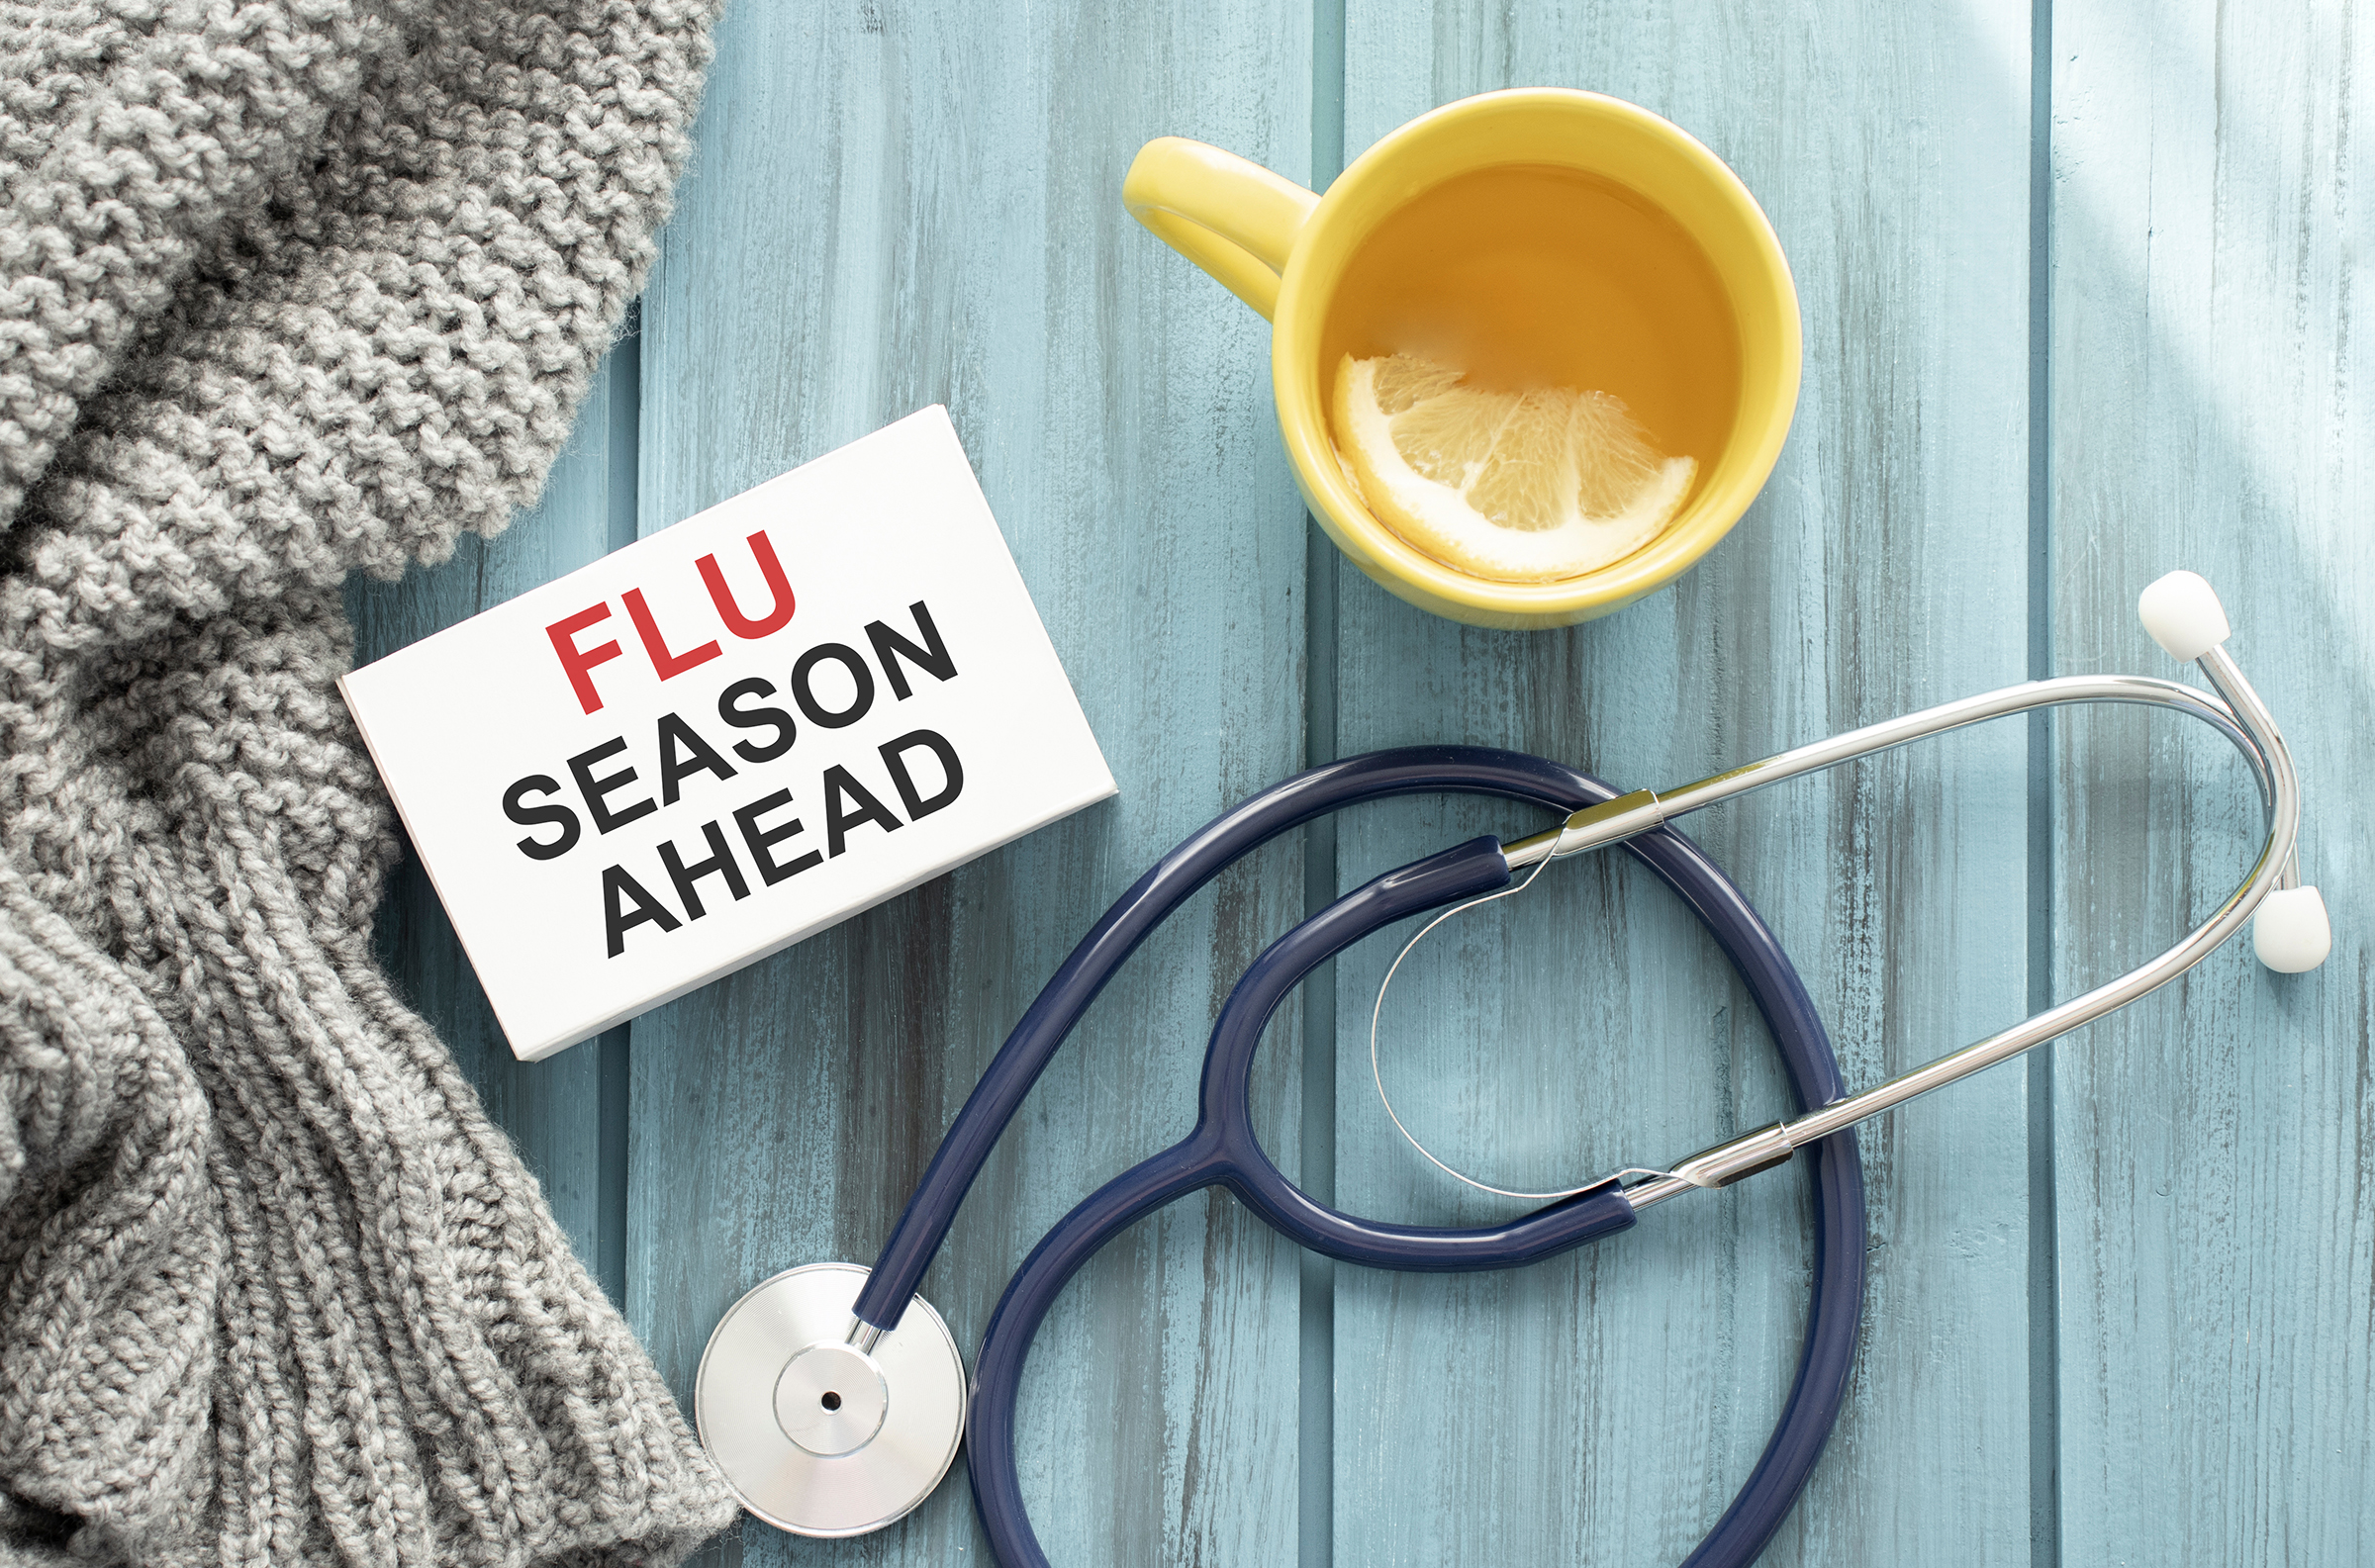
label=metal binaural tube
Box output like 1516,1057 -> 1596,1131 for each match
1611,643 -> 2303,1211
2198,644 -> 2299,889
1502,674 -> 2271,875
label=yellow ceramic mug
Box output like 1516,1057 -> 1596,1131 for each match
1125,88 -> 1800,629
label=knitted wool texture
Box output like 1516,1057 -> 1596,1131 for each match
0,0 -> 741,1562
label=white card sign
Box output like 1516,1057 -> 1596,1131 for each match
339,407 -> 1116,1061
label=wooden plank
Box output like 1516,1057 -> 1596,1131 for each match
346,343 -> 639,1294
1328,5 -> 2038,1563
624,4 -> 1313,1562
2048,2 -> 2375,1558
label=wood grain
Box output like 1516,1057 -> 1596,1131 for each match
1326,4 -> 2039,1564
2048,1 -> 2375,1558
624,4 -> 1314,1562
337,2 -> 2375,1561
347,346 -> 638,1296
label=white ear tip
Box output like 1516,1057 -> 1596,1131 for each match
2138,570 -> 2232,661
2254,885 -> 2331,973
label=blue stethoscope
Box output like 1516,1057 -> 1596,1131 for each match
695,572 -> 2328,1566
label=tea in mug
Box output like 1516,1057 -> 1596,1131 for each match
1322,163 -> 1742,583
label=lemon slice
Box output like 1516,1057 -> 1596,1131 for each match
1331,352 -> 1696,583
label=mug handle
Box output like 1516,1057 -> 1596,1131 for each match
1124,138 -> 1320,322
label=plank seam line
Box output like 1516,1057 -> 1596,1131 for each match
2024,2 -> 2063,1563
1297,6 -> 1346,1565
598,298 -> 643,1314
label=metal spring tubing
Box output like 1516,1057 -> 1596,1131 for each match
853,747 -> 1866,1568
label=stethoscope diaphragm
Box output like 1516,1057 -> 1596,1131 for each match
695,1262 -> 966,1537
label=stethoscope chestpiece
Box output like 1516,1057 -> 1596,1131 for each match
695,1262 -> 967,1537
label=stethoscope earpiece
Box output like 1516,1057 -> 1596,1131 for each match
2255,884 -> 2332,973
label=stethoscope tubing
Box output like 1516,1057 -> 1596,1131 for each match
911,748 -> 1863,1568
854,746 -> 1780,1332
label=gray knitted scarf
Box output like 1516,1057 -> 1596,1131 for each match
0,0 -> 741,1562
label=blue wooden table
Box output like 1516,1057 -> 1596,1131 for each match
346,2 -> 2373,1562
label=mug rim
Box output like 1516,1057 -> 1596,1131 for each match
1270,87 -> 1802,624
